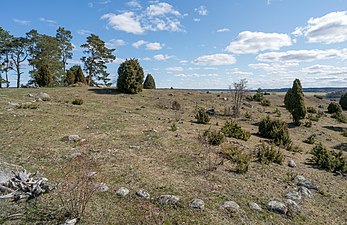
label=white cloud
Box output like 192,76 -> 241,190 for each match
193,54 -> 236,66
166,67 -> 184,72
101,2 -> 184,34
195,6 -> 208,16
77,29 -> 93,36
217,28 -> 230,33
153,54 -> 173,61
142,57 -> 152,61
39,17 -> 57,24
127,0 -> 141,9
146,42 -> 163,50
13,18 -> 30,26
193,18 -> 200,22
113,58 -> 125,64
225,31 -> 292,54
101,12 -> 144,34
292,27 -> 303,37
179,60 -> 189,64
146,2 -> 181,17
301,64 -> 347,76
297,11 -> 347,44
176,73 -> 219,78
132,40 -> 147,48
106,39 -> 126,48
256,49 -> 347,63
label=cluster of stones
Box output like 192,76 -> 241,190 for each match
112,174 -> 318,215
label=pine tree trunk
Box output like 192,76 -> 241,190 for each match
88,67 -> 92,86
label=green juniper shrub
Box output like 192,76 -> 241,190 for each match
327,102 -> 342,114
258,116 -> 292,147
72,98 -> 83,105
310,143 -> 347,173
220,144 -> 251,174
261,99 -> 271,107
256,142 -> 284,165
331,113 -> 347,123
195,107 -> 210,124
307,113 -> 320,122
339,92 -> 347,110
307,107 -> 317,114
221,120 -> 251,141
284,79 -> 306,125
303,134 -> 316,144
143,74 -> 156,89
117,58 -> 144,94
252,88 -> 264,102
205,129 -> 225,145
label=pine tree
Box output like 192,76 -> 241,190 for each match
34,64 -> 52,87
143,74 -> 156,89
284,79 -> 306,125
117,58 -> 144,94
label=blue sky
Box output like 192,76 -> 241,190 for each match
1,0 -> 347,89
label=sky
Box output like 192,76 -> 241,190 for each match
1,0 -> 347,89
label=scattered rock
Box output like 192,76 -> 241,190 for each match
62,218 -> 80,225
222,97 -> 228,101
35,92 -> 51,101
116,187 -> 129,197
156,195 -> 180,205
288,160 -> 297,168
248,202 -> 262,211
86,172 -> 97,178
298,180 -> 319,190
94,182 -> 109,192
69,152 -> 82,158
136,189 -> 150,199
8,102 -> 20,107
299,186 -> 312,198
189,198 -> 205,210
267,200 -> 287,214
285,191 -> 302,201
129,145 -> 141,150
206,108 -> 216,116
295,175 -> 306,183
220,201 -> 240,213
27,93 -> 34,97
67,135 -> 81,142
285,199 -> 300,212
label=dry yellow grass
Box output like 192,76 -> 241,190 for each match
0,87 -> 346,224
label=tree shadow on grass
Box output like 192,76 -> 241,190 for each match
88,88 -> 122,95
322,126 -> 344,132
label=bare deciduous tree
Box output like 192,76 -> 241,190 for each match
230,79 -> 248,117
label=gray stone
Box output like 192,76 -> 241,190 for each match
267,200 -> 287,214
35,92 -> 50,101
189,198 -> 205,210
298,180 -> 319,190
136,189 -> 150,199
285,199 -> 300,211
27,93 -> 34,97
288,160 -> 297,168
157,195 -> 180,205
68,135 -> 81,142
295,175 -> 306,183
285,191 -> 302,201
63,218 -> 79,225
220,201 -> 240,213
299,186 -> 312,198
94,182 -> 109,192
116,187 -> 129,196
248,202 -> 262,211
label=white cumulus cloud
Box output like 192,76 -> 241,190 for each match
225,31 -> 292,54
132,40 -> 147,48
101,12 -> 144,34
217,28 -> 230,33
297,11 -> 347,44
106,39 -> 126,48
193,54 -> 236,66
146,2 -> 181,17
195,6 -> 208,16
153,54 -> 173,61
256,49 -> 347,63
146,42 -> 163,50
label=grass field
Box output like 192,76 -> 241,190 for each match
0,87 -> 346,224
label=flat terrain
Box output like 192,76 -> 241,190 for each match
0,87 -> 346,224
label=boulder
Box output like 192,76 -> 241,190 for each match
248,202 -> 262,211
299,186 -> 312,198
136,189 -> 150,199
94,182 -> 109,192
35,92 -> 51,101
288,160 -> 297,168
67,135 -> 81,142
116,187 -> 129,197
189,198 -> 205,210
298,180 -> 319,190
157,195 -> 180,205
267,200 -> 287,214
285,191 -> 301,201
220,201 -> 240,213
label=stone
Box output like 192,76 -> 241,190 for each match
285,191 -> 302,201
248,202 -> 262,211
63,218 -> 80,225
206,108 -> 216,116
69,152 -> 82,158
68,135 -> 81,142
156,195 -> 180,205
220,201 -> 240,213
189,198 -> 205,210
299,186 -> 312,198
116,187 -> 129,197
288,160 -> 297,168
285,199 -> 300,211
94,182 -> 109,192
136,189 -> 150,199
267,200 -> 287,214
295,175 -> 306,183
27,93 -> 34,97
298,180 -> 319,190
35,92 -> 50,101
